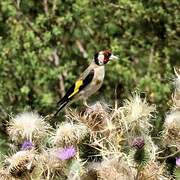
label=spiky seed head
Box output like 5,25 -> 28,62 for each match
163,111 -> 180,149
39,148 -> 67,177
164,111 -> 180,129
80,102 -> 110,132
138,161 -> 168,180
51,122 -> 88,146
117,94 -> 155,137
124,94 -> 155,121
84,156 -> 136,180
6,150 -> 35,178
7,112 -> 51,143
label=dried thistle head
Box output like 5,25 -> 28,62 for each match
38,148 -> 68,178
51,121 -> 88,146
7,112 -> 51,144
83,155 -> 136,180
6,150 -> 35,178
79,102 -> 111,132
113,94 -> 155,141
138,161 -> 169,180
163,111 -> 180,149
124,94 -> 155,121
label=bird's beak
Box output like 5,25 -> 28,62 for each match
109,54 -> 119,60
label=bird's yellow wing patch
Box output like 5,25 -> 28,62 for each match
68,80 -> 83,98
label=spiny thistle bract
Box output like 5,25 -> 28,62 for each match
67,158 -> 84,180
7,112 -> 51,144
0,169 -> 12,180
173,68 -> 180,107
51,121 -> 88,147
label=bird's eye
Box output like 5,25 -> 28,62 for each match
108,52 -> 111,58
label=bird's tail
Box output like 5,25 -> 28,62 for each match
54,99 -> 69,116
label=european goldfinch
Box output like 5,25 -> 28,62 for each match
55,50 -> 118,115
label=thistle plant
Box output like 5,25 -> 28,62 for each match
1,80 -> 178,179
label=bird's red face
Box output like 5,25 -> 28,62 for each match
94,50 -> 118,65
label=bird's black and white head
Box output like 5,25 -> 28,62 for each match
94,50 -> 118,66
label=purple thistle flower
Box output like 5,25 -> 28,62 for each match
56,146 -> 76,160
21,140 -> 34,150
132,137 -> 145,150
176,157 -> 180,167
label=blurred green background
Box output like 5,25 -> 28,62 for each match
0,0 -> 179,153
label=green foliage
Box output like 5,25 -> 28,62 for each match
0,0 -> 179,152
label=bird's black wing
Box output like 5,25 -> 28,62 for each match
55,69 -> 95,114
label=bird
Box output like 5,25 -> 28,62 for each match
54,50 -> 118,116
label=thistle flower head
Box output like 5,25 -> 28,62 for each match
21,140 -> 34,151
7,112 -> 51,143
176,157 -> 180,167
115,94 -> 155,138
163,111 -> 180,149
79,102 -> 111,132
56,146 -> 76,160
164,111 -> 180,128
39,148 -> 67,178
6,150 -> 35,178
83,156 -> 136,180
132,137 -> 145,150
138,161 -> 168,179
124,94 -> 155,121
51,121 -> 88,146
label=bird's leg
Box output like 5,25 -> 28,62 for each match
83,99 -> 90,108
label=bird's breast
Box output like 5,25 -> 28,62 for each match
79,66 -> 105,98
